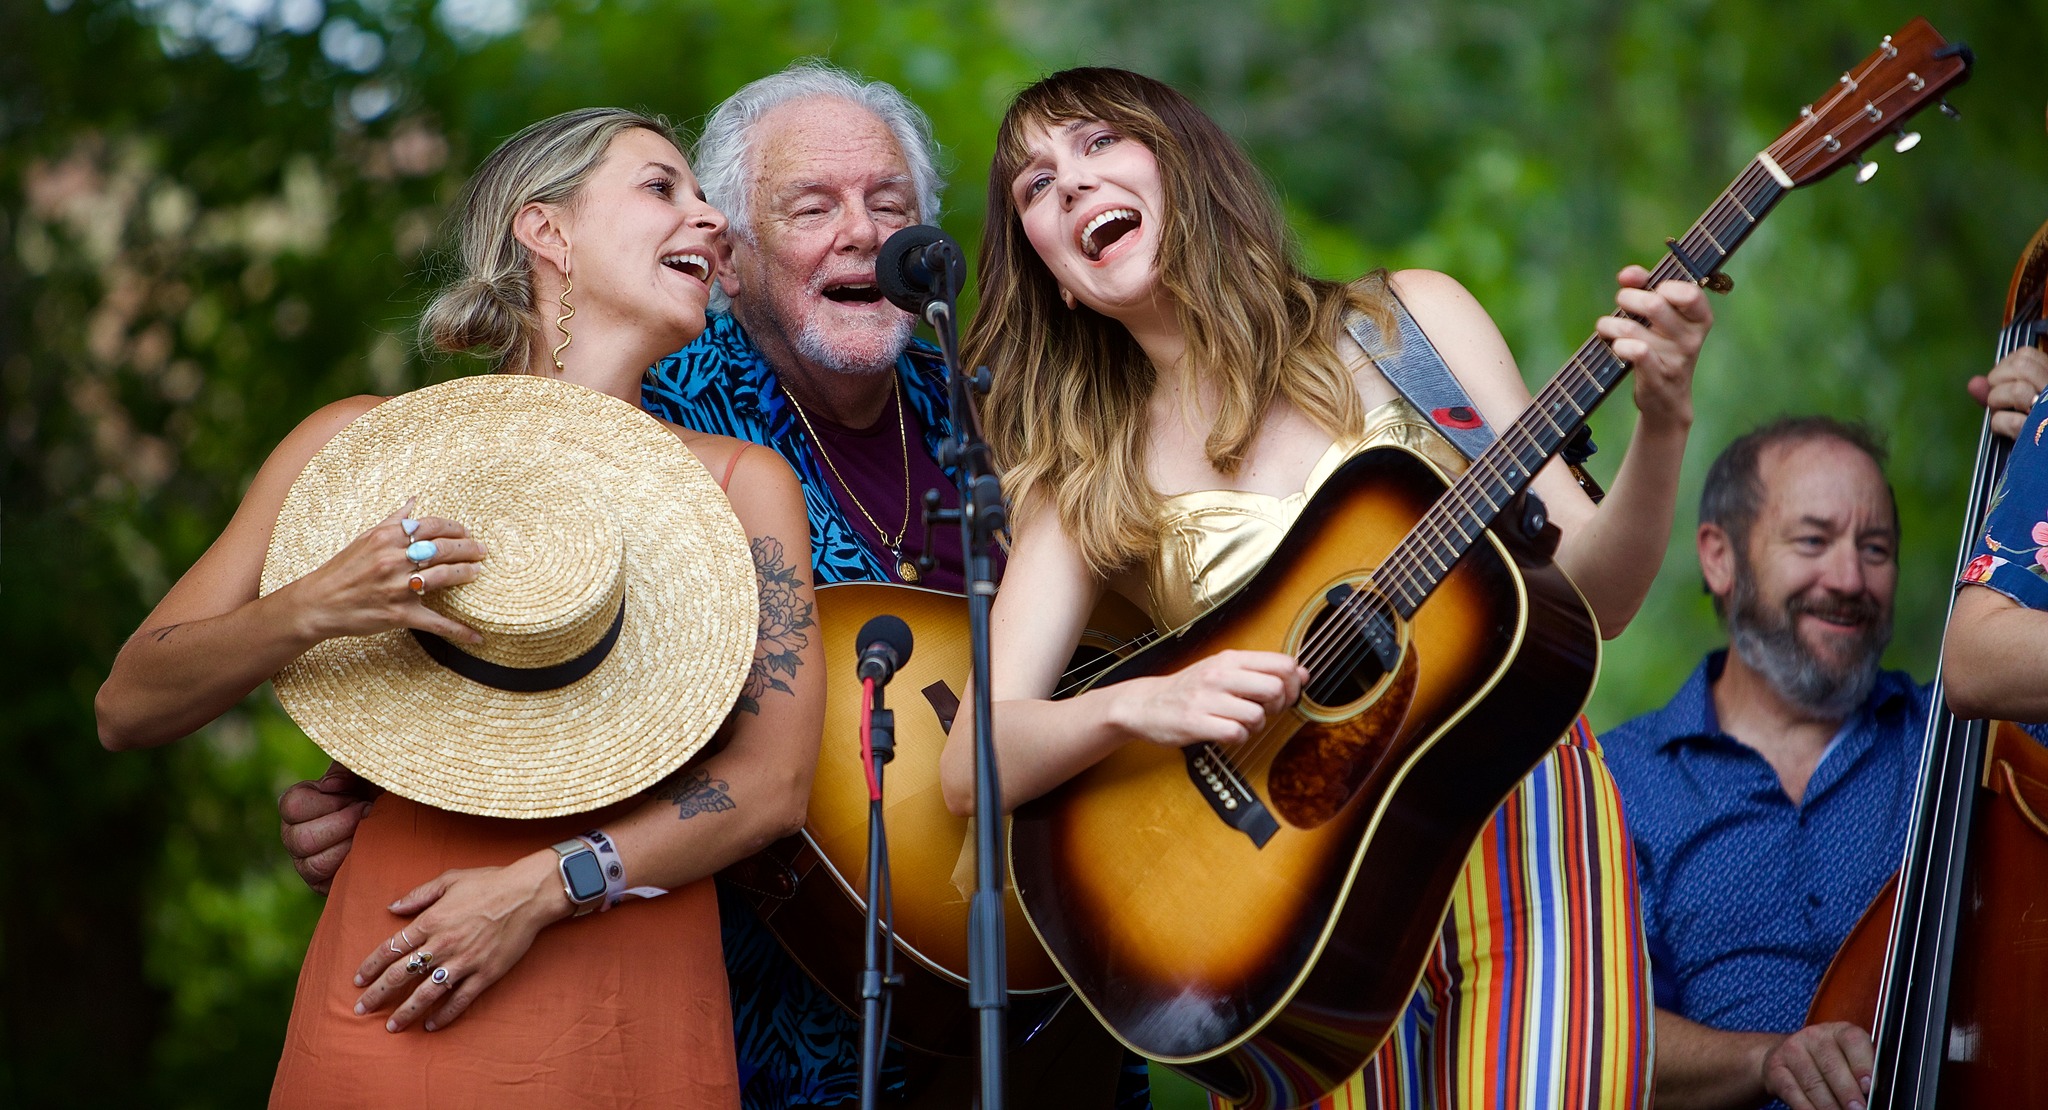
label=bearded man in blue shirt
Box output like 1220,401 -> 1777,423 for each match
1604,362 -> 2048,1110
1605,416 -> 1924,1110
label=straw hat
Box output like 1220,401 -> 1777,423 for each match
260,374 -> 757,819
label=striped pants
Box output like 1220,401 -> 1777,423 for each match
1215,720 -> 1653,1110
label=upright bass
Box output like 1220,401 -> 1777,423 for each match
1806,214 -> 2048,1105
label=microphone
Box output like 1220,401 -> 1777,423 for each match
876,225 -> 966,316
854,614 -> 915,685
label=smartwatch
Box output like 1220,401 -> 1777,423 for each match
552,839 -> 605,917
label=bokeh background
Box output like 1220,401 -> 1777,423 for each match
6,0 -> 2047,1104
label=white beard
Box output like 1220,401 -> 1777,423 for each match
793,309 -> 915,377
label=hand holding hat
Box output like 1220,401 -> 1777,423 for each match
262,374 -> 758,820
270,498 -> 488,648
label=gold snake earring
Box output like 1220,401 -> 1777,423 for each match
552,270 -> 575,374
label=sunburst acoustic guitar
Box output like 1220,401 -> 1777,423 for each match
1005,19 -> 1973,1109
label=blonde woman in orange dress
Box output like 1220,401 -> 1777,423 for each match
95,108 -> 819,1107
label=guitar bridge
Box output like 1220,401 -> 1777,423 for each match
1185,743 -> 1280,847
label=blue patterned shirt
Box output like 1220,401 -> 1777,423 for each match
642,312 -> 957,586
1602,653 -> 1927,1036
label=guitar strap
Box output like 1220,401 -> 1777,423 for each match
1346,293 -> 1605,499
1344,293 -> 1498,463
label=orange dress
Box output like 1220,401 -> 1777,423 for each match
269,793 -> 737,1108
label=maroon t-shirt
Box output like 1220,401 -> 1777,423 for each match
803,389 -> 989,595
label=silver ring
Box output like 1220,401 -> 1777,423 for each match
405,950 -> 435,975
386,935 -> 404,955
400,928 -> 415,949
406,539 -> 438,568
401,517 -> 421,539
430,966 -> 450,985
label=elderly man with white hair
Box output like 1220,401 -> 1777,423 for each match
277,61 -> 1143,1109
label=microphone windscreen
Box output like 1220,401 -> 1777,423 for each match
876,224 -> 949,313
854,613 -> 915,668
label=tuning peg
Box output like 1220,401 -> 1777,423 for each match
1854,159 -> 1879,183
1940,100 -> 1962,120
1892,128 -> 1922,153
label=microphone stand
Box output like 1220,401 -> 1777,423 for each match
917,239 -> 1009,1110
858,674 -> 900,1110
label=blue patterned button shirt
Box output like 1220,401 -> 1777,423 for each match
1602,652 -> 1927,1037
642,312 -> 958,587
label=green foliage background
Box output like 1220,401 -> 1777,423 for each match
5,0 -> 2045,1104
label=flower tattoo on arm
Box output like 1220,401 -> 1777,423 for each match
739,535 -> 814,715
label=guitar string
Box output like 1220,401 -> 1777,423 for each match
1244,148 -> 1879,770
1011,46 -> 1941,848
1280,159 -> 1779,697
1050,628 -> 1166,700
1239,160 -> 1784,776
1280,62 -> 1937,783
1293,137 -> 1848,677
1217,58 -> 1933,776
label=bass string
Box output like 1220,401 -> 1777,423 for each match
1873,302 -> 2037,1094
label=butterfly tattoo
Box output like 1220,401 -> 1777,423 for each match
660,771 -> 736,820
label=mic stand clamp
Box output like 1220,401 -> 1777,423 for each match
858,684 -> 903,1110
917,257 -> 1010,1110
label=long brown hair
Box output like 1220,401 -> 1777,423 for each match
968,67 -> 1395,574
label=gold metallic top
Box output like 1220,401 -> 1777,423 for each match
1141,397 -> 1471,630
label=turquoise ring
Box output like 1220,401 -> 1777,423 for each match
406,540 -> 439,567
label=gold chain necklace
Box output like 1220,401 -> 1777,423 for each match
785,374 -> 921,583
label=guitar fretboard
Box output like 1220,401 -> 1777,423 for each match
1371,160 -> 1790,618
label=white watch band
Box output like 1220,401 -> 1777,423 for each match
578,828 -> 669,910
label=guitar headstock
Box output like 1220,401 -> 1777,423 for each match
1766,17 -> 1972,189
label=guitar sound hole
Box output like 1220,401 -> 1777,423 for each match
1301,585 -> 1399,708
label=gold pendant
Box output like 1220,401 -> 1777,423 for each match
897,558 -> 921,584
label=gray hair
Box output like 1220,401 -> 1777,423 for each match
421,108 -> 678,374
695,60 -> 944,308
